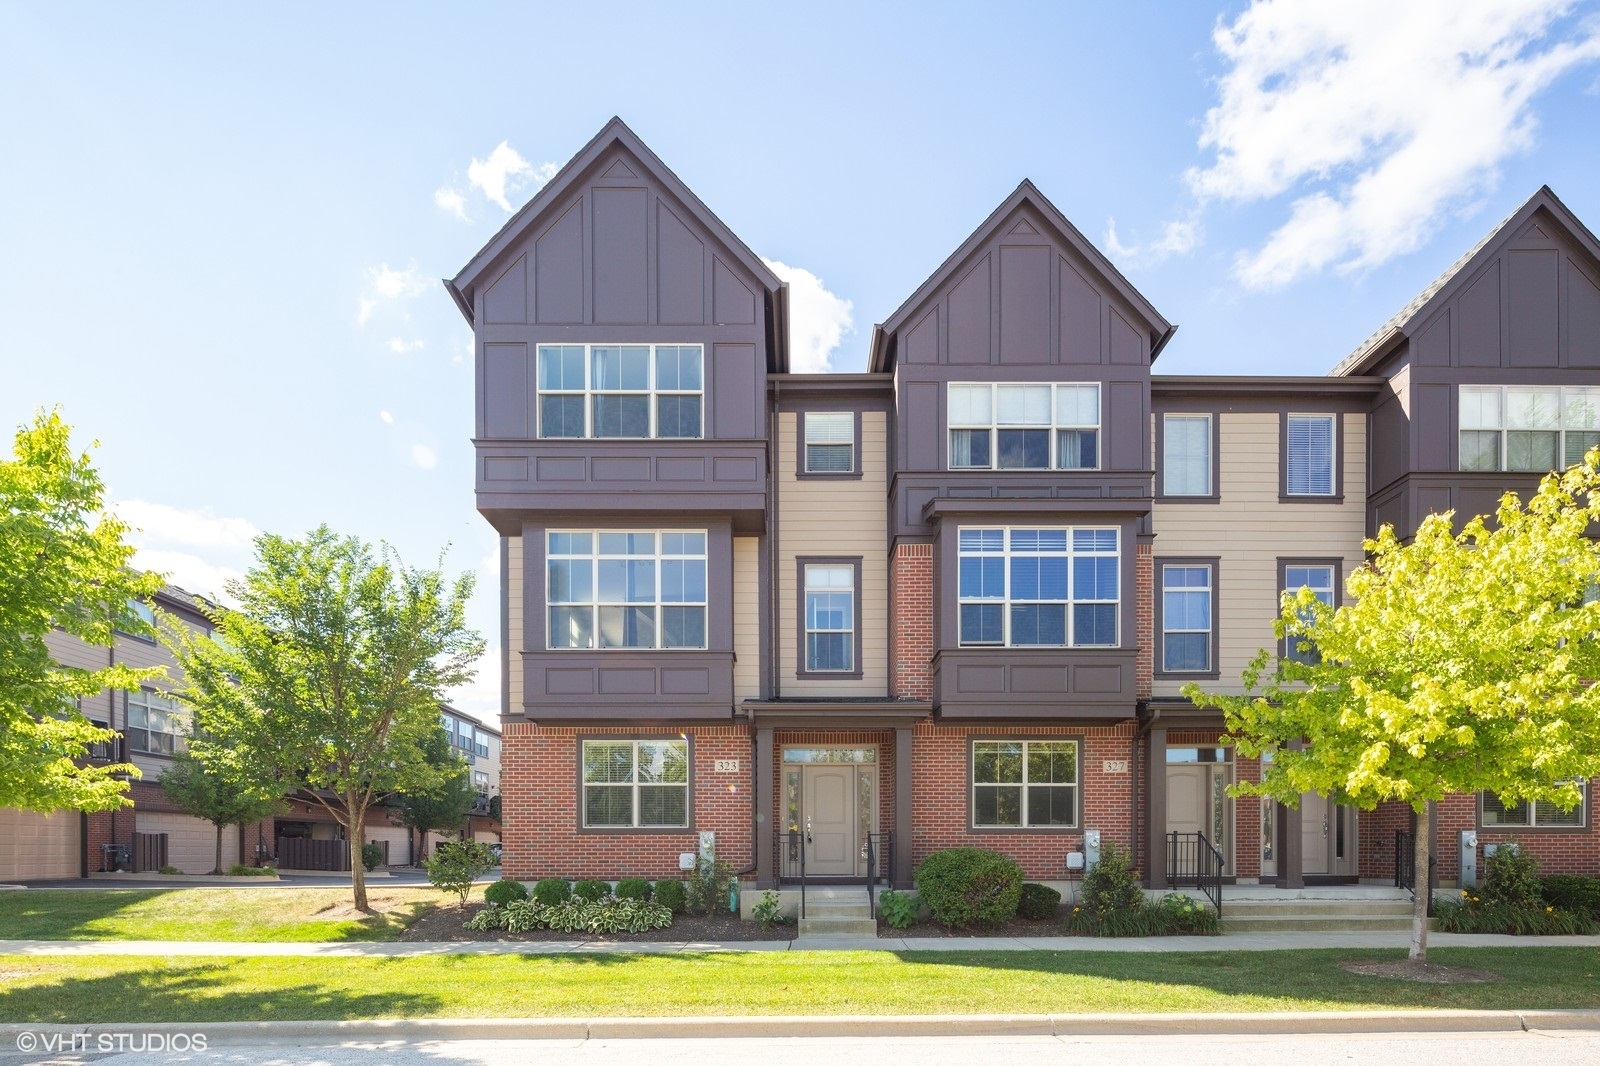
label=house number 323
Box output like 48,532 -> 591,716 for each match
714,759 -> 740,772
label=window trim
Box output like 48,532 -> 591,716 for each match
795,556 -> 864,680
1279,412 -> 1343,502
795,410 -> 863,481
535,343 -> 705,441
1154,557 -> 1220,680
125,687 -> 188,758
1478,781 -> 1589,832
545,529 -> 709,651
1277,558 -> 1342,664
576,735 -> 694,833
956,526 -> 1120,649
1156,412 -> 1220,502
946,382 -> 1102,472
968,736 -> 1083,832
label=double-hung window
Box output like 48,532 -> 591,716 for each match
1285,415 -> 1336,496
948,383 -> 1100,470
581,739 -> 689,828
1281,563 -> 1336,664
1460,386 -> 1600,472
1481,783 -> 1585,828
803,412 -> 855,473
1162,414 -> 1213,497
547,532 -> 707,649
127,688 -> 188,755
537,344 -> 702,439
803,563 -> 855,672
972,740 -> 1078,828
1160,564 -> 1213,672
957,527 -> 1118,647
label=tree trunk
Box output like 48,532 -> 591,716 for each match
1410,802 -> 1432,962
214,824 -> 224,876
346,794 -> 369,912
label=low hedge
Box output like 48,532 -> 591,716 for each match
654,879 -> 686,914
913,847 -> 1023,929
484,878 -> 528,906
1017,882 -> 1062,921
615,877 -> 653,902
573,879 -> 611,902
532,878 -> 572,906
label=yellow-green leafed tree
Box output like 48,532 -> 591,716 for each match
1185,454 -> 1600,962
0,410 -> 165,811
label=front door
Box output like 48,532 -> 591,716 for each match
801,764 -> 857,876
1165,749 -> 1232,872
1299,792 -> 1359,878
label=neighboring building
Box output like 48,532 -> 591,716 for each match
450,117 -> 1600,891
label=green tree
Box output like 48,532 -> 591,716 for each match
165,526 -> 483,911
158,745 -> 284,873
390,724 -> 475,865
1184,456 -> 1600,962
0,410 -> 165,811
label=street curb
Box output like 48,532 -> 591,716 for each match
3,1010 -> 1598,1047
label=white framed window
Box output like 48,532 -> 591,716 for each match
546,531 -> 707,650
1282,563 -> 1336,665
804,412 -> 854,473
127,688 -> 188,755
1285,415 -> 1335,496
1460,386 -> 1600,472
1161,564 -> 1213,673
948,383 -> 1100,470
957,527 -> 1118,648
972,739 -> 1079,828
536,344 -> 703,440
1481,783 -> 1586,828
1163,414 -> 1212,496
581,739 -> 689,828
803,563 -> 855,672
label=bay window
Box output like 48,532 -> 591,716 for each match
537,343 -> 703,439
547,531 -> 707,649
948,383 -> 1100,470
958,527 -> 1119,647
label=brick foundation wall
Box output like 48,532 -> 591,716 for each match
500,722 -> 753,881
890,542 -> 933,700
910,718 -> 1138,880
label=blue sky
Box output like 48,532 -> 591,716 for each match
4,1 -> 1599,721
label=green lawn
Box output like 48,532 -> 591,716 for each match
0,948 -> 1595,1023
0,889 -> 451,942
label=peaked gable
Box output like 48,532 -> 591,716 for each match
869,181 -> 1175,372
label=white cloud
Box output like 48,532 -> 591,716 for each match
379,410 -> 394,424
387,337 -> 425,354
410,443 -> 438,470
1103,215 -> 1202,267
357,263 -> 432,325
108,499 -> 259,605
434,186 -> 469,222
130,549 -> 245,606
761,257 -> 855,373
1187,0 -> 1600,290
111,499 -> 259,551
467,143 -> 558,212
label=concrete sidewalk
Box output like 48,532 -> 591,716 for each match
4,931 -> 1600,956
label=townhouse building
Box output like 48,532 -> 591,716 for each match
450,118 -> 1600,894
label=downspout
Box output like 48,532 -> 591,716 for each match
1133,706 -> 1161,884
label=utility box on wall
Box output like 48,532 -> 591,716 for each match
1460,830 -> 1479,888
1083,829 -> 1102,873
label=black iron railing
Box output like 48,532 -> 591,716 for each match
1165,831 -> 1224,917
1394,829 -> 1437,916
864,831 -> 894,919
774,829 -> 896,920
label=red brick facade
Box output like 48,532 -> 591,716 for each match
1134,539 -> 1153,699
889,542 -> 933,700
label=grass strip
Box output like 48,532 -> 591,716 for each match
0,889 -> 449,943
1,948 -> 1596,1023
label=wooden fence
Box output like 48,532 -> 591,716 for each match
275,837 -> 389,871
131,832 -> 167,873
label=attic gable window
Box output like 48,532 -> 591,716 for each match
948,383 -> 1099,471
537,344 -> 702,440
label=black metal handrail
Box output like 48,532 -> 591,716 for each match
777,829 -> 808,919
864,831 -> 894,919
1165,830 -> 1224,917
1395,829 -> 1437,916
774,829 -> 896,920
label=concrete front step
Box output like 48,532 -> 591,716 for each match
1221,916 -> 1420,933
798,916 -> 878,937
1223,900 -> 1415,918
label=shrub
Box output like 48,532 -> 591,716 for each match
1077,841 -> 1144,921
1017,882 -> 1062,921
654,879 -> 686,914
533,878 -> 572,906
425,840 -> 497,905
464,906 -> 504,931
1434,894 -> 1596,935
1480,841 -> 1542,909
158,865 -> 181,875
1062,889 -> 1219,937
877,888 -> 918,929
484,878 -> 528,906
686,859 -> 735,916
1541,874 -> 1600,920
751,890 -> 788,928
360,842 -> 386,872
914,847 -> 1023,929
615,877 -> 653,902
226,864 -> 275,877
501,898 -> 545,934
573,879 -> 611,903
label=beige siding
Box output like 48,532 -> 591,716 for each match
136,811 -> 239,874
733,536 -> 761,701
506,535 -> 523,715
775,410 -> 888,696
0,808 -> 80,881
116,627 -> 190,779
1152,411 -> 1368,698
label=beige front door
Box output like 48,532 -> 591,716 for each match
1166,760 -> 1231,868
801,764 -> 858,876
1299,792 -> 1358,877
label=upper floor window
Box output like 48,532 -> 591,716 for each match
1162,414 -> 1213,497
127,688 -> 188,755
1460,386 -> 1600,472
1160,563 -> 1213,673
537,344 -> 702,440
1482,783 -> 1585,829
1285,415 -> 1335,496
804,412 -> 855,473
547,531 -> 707,650
803,562 -> 856,673
958,527 -> 1118,648
1282,563 -> 1336,665
948,383 -> 1099,471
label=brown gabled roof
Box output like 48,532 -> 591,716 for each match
444,117 -> 784,327
1333,186 -> 1600,377
869,180 -> 1175,372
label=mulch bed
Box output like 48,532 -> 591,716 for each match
1339,960 -> 1500,984
400,902 -> 791,943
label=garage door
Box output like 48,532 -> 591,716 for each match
137,812 -> 238,875
0,808 -> 80,881
364,826 -> 411,867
